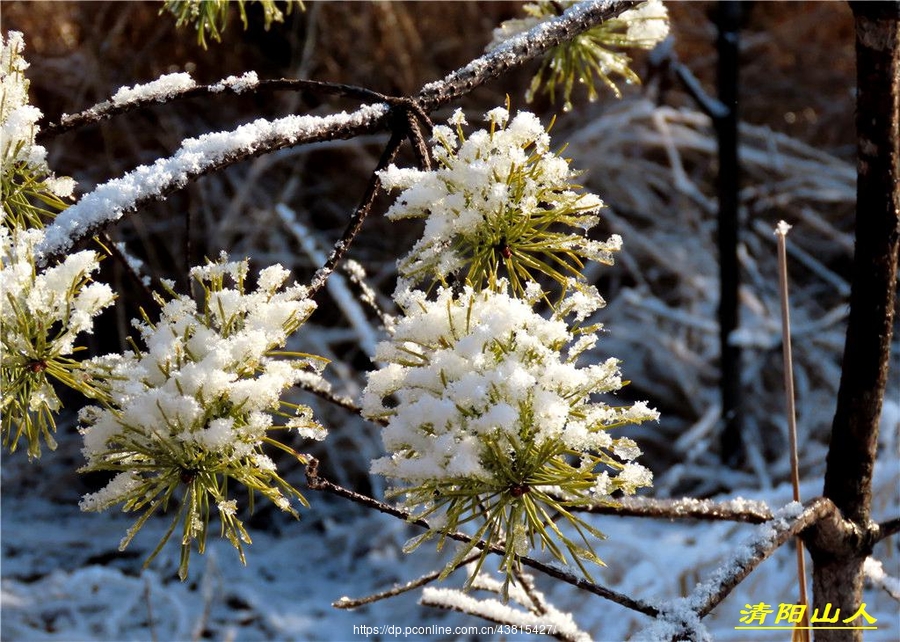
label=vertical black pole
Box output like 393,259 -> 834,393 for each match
716,1 -> 744,465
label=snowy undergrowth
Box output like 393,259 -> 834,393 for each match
3,462 -> 897,641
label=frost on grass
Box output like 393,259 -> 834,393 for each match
78,255 -> 327,580
379,106 -> 618,297
38,103 -> 389,259
364,280 -> 658,592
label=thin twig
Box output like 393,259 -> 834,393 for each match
333,551 -> 482,609
512,567 -> 551,616
293,379 -> 372,419
307,127 -> 405,299
303,458 -> 660,618
573,495 -> 773,523
143,576 -> 158,642
38,78 -> 392,141
99,232 -> 155,303
775,220 -> 811,641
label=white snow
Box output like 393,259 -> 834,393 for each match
210,71 -> 260,94
110,72 -> 196,106
37,103 -> 389,260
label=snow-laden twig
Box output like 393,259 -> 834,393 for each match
39,76 -> 391,140
632,499 -> 834,640
576,495 -> 773,523
37,103 -> 391,263
416,0 -> 638,111
863,557 -> 900,601
691,498 -> 832,619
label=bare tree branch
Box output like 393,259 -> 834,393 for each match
574,495 -> 773,523
875,516 -> 900,542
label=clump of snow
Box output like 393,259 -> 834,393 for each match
365,281 -> 658,489
621,0 -> 670,46
77,255 -> 325,567
1,32 -> 75,199
1,225 -> 114,358
378,107 -> 612,290
110,72 -> 196,106
210,71 -> 259,94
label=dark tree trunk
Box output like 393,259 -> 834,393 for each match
716,0 -> 745,467
808,3 -> 900,641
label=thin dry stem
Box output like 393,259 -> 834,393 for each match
775,221 -> 812,640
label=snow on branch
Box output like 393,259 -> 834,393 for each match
691,498 -> 832,618
37,0 -> 635,267
863,557 -> 900,601
416,0 -> 639,110
39,75 -> 392,140
577,495 -> 773,523
633,498 -> 833,640
36,103 -> 390,263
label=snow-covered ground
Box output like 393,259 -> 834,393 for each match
3,460 -> 897,641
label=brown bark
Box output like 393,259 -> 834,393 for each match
809,4 -> 900,641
